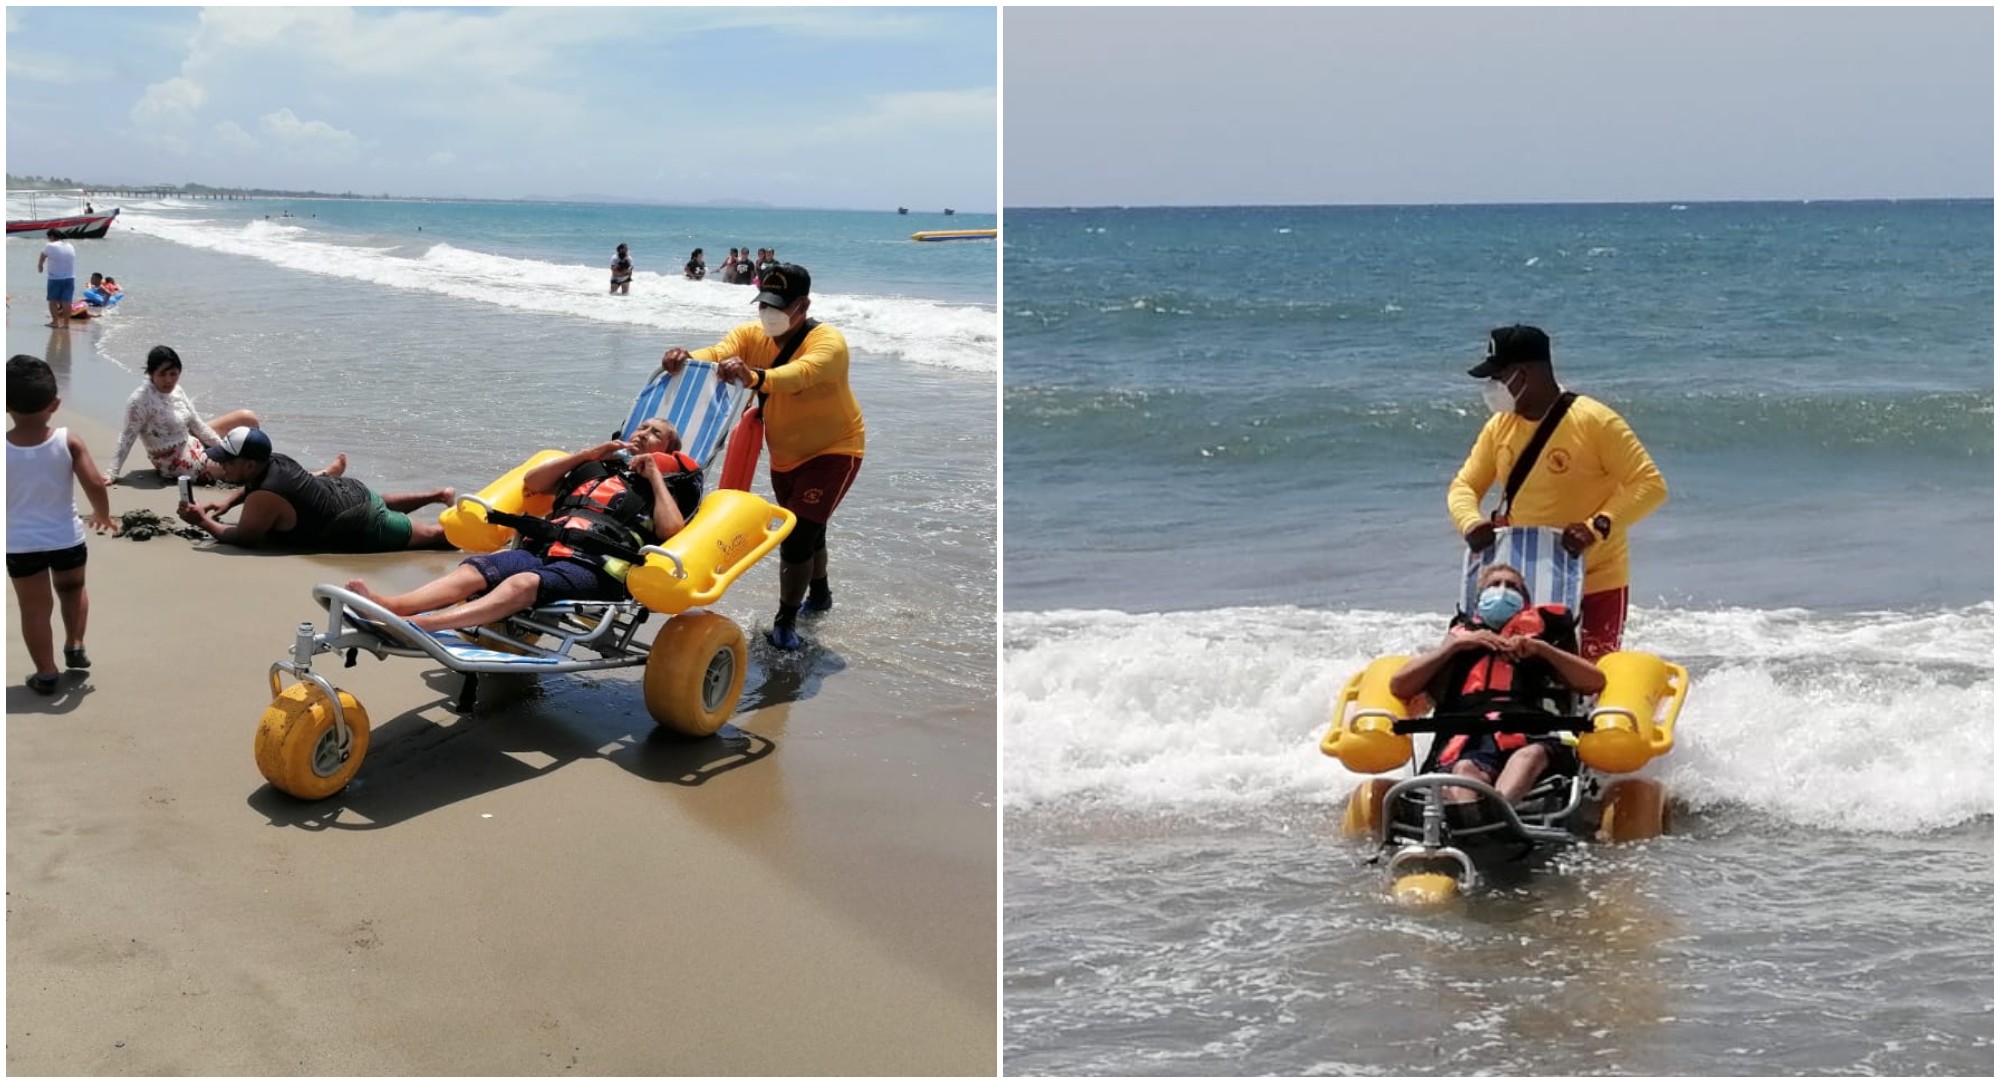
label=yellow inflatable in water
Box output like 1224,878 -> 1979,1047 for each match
626,489 -> 795,615
440,450 -> 567,553
1577,651 -> 1688,774
1320,654 -> 1414,774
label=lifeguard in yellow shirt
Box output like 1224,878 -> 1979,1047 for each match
659,263 -> 865,651
1450,325 -> 1667,660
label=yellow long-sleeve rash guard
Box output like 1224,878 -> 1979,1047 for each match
1447,394 -> 1667,593
693,322 -> 867,472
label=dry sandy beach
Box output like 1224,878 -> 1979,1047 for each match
5,330 -> 995,1074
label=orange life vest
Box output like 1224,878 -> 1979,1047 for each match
1436,604 -> 1568,768
539,450 -> 699,566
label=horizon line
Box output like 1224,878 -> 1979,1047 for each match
1,189 -> 996,217
1003,194 -> 1994,212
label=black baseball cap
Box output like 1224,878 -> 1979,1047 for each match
207,425 -> 272,463
1467,324 -> 1551,378
753,263 -> 811,308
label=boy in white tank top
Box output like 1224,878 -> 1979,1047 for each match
7,354 -> 116,695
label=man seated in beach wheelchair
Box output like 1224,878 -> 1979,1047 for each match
1320,528 -> 1690,904
254,363 -> 794,802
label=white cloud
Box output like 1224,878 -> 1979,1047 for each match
130,75 -> 207,129
175,7 -> 590,139
259,107 -> 363,163
7,51 -> 96,84
212,120 -> 259,154
811,88 -> 998,142
427,151 -> 458,167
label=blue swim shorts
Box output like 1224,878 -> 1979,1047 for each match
46,277 -> 75,303
462,548 -> 624,607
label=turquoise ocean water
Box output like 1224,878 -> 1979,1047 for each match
1002,201 -> 1992,1075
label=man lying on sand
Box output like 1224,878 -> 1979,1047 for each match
177,426 -> 456,551
347,419 -> 697,632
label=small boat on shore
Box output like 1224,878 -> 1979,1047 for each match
7,208 -> 119,239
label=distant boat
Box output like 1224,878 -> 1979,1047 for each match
912,228 -> 996,243
6,208 -> 119,239
897,206 -> 909,215
942,208 -> 956,216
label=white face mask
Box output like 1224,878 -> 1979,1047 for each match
758,306 -> 793,338
1481,377 -> 1516,415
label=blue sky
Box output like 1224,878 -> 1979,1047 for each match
1005,6 -> 1993,207
6,5 -> 997,210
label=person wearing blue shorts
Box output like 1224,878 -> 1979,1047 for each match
345,419 -> 697,633
38,230 -> 77,330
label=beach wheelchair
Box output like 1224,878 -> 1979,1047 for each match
256,362 -> 789,800
1319,527 -> 1691,905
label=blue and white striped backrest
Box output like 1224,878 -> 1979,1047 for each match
1461,526 -> 1586,616
620,361 -> 750,472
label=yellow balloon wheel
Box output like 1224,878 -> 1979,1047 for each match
1597,778 -> 1668,843
643,611 -> 747,737
1340,778 -> 1396,839
255,682 -> 371,800
1392,872 -> 1461,908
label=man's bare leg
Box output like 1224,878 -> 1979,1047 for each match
1491,745 -> 1551,804
1445,761 -> 1494,805
347,564 -> 486,616
404,521 -> 457,550
407,574 -> 539,632
380,487 -> 455,513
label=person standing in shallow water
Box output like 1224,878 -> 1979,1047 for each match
658,263 -> 865,651
610,244 -> 634,295
38,229 -> 76,330
1449,324 -> 1668,660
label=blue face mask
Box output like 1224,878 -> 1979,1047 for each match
1476,585 -> 1526,627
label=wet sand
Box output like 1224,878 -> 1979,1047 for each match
5,339 -> 996,1074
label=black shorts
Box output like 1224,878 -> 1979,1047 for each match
8,542 -> 88,579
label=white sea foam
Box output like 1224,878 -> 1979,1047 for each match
113,208 -> 995,372
1003,603 -> 1994,832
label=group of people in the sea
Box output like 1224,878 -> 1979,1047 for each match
7,259 -> 864,695
608,243 -> 787,292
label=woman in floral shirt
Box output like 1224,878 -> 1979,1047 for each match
105,345 -> 265,483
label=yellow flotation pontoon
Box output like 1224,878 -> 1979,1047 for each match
1322,527 -> 1693,904
911,228 -> 997,242
254,362 -> 791,801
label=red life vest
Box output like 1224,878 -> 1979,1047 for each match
1436,605 -> 1566,768
541,450 -> 699,566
